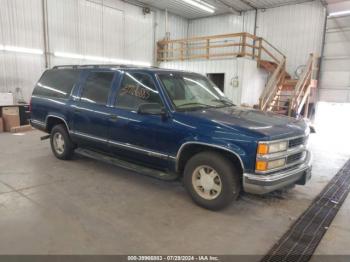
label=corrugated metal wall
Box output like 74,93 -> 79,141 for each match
319,15 -> 350,102
188,14 -> 245,37
256,0 -> 326,75
186,1 -> 326,76
155,10 -> 188,41
187,11 -> 255,37
0,0 -> 45,101
185,12 -> 255,58
240,58 -> 268,106
48,0 -> 155,66
0,0 -> 188,102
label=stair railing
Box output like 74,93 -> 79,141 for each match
288,54 -> 314,117
157,32 -> 285,64
259,58 -> 287,111
259,38 -> 286,64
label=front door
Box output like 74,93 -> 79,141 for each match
108,71 -> 170,169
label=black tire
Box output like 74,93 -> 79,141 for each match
50,124 -> 74,160
183,151 -> 241,210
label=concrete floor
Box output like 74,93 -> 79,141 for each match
0,130 -> 349,256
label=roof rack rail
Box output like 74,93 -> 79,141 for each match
52,64 -> 158,70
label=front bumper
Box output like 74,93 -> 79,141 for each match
243,150 -> 312,194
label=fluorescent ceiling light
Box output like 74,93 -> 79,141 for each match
329,10 -> 350,17
0,45 -> 43,55
54,51 -> 152,67
181,0 -> 215,13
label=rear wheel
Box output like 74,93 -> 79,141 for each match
50,124 -> 74,160
183,151 -> 240,210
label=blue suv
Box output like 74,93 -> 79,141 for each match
30,65 -> 312,210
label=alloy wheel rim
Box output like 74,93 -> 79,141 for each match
192,165 -> 222,200
53,132 -> 65,155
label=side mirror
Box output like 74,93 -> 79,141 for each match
138,103 -> 166,116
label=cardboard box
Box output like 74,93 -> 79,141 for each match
0,118 -> 3,133
10,125 -> 33,133
2,106 -> 20,132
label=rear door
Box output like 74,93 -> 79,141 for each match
71,70 -> 116,151
107,70 -> 170,169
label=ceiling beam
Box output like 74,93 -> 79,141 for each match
213,0 -> 241,15
259,0 -> 315,10
122,0 -> 157,11
320,0 -> 328,7
239,0 -> 258,10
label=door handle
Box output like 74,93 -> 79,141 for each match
74,108 -> 81,113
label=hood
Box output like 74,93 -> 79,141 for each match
185,106 -> 308,140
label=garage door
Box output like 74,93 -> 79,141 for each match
319,15 -> 350,102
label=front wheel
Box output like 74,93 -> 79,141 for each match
50,124 -> 74,160
183,151 -> 241,210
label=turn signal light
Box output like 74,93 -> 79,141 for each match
256,160 -> 267,171
257,144 -> 269,155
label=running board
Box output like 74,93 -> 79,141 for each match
75,148 -> 179,181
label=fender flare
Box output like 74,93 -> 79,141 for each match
45,114 -> 70,132
175,141 -> 245,172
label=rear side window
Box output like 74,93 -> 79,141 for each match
33,69 -> 80,99
80,72 -> 115,105
115,72 -> 162,110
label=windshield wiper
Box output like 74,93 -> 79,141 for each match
177,102 -> 211,108
211,99 -> 235,107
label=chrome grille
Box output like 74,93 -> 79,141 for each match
288,136 -> 305,148
286,152 -> 304,164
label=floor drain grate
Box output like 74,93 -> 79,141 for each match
261,159 -> 350,262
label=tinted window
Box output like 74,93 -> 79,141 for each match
33,69 -> 80,99
80,72 -> 115,105
115,72 -> 162,110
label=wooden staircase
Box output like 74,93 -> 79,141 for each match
258,54 -> 316,118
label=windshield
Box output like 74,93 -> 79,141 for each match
158,73 -> 234,111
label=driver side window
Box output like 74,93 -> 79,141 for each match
115,72 -> 162,110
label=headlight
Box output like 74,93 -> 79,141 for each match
267,158 -> 286,169
257,141 -> 288,154
256,158 -> 286,172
